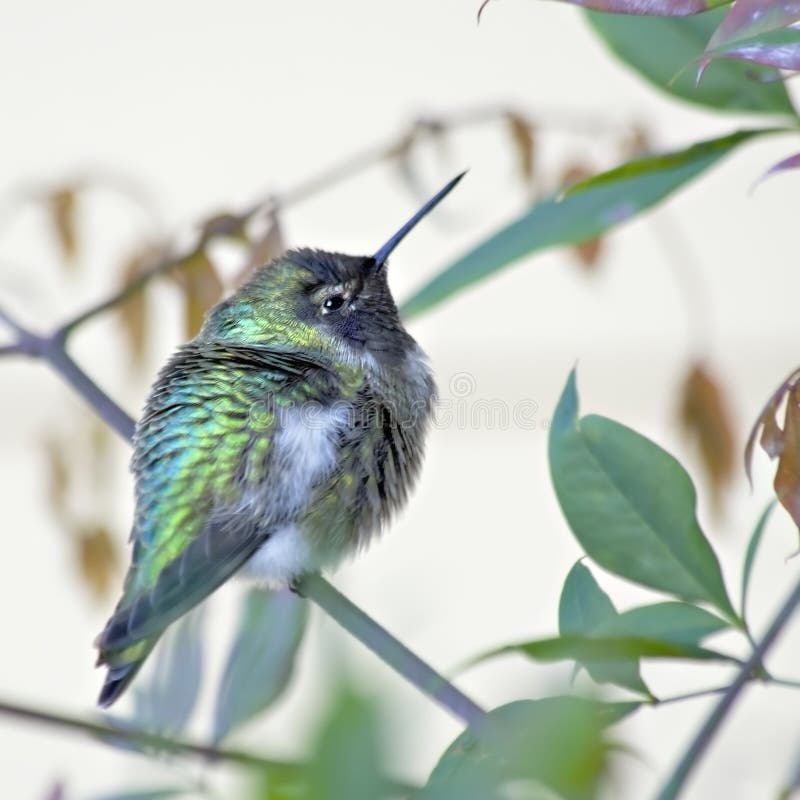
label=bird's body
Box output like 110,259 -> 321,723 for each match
96,175 -> 463,707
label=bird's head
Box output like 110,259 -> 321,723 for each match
199,172 -> 465,367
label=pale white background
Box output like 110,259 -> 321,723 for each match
2,1 -> 800,798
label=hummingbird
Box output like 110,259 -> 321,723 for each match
95,172 -> 465,707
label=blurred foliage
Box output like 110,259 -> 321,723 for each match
420,697 -> 635,800
46,185 -> 80,266
130,608 -> 206,737
213,589 -> 307,743
4,3 -> 800,797
253,686 -> 386,800
43,423 -> 120,602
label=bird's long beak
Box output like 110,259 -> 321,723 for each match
372,171 -> 466,268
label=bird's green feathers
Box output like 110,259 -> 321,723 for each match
96,344 -> 346,695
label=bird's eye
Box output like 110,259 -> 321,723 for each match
323,294 -> 346,312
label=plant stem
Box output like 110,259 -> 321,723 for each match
0,697 -> 288,769
0,317 -> 135,441
0,316 -> 486,728
298,572 -> 486,725
44,346 -> 136,441
656,575 -> 800,800
0,697 -> 417,794
771,676 -> 800,690
653,686 -> 729,706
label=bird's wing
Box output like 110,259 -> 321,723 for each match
97,342 -> 337,655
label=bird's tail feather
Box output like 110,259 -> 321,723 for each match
97,637 -> 158,708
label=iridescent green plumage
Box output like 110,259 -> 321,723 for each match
96,174 -> 464,706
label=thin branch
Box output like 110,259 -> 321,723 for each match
0,315 -> 135,441
0,311 -> 486,726
771,675 -> 800,690
0,305 -> 28,336
656,574 -> 800,800
0,697 -> 292,769
44,346 -> 136,441
652,686 -> 729,706
298,572 -> 486,725
56,246 -> 190,339
0,697 -> 417,794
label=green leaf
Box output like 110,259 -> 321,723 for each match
585,8 -> 796,115
213,588 -> 307,743
595,601 -> 730,644
131,607 -> 204,735
741,500 -> 777,626
401,130 -> 772,318
559,562 -> 652,696
420,697 -> 637,800
549,369 -> 739,622
563,130 -> 776,198
306,688 -> 385,800
470,633 -> 736,668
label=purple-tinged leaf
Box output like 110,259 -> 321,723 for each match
481,0 -> 730,19
698,28 -> 800,81
587,8 -> 794,114
708,0 -> 800,52
753,149 -> 800,190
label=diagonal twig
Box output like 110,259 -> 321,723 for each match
0,697 -> 417,794
656,574 -> 800,800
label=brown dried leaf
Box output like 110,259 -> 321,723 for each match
201,212 -> 248,243
760,397 -> 785,458
621,124 -> 652,159
775,385 -> 800,529
174,250 -> 223,338
234,214 -> 286,287
507,113 -> 537,187
76,525 -> 119,600
679,363 -> 737,509
559,164 -> 604,270
117,245 -> 162,365
744,366 -> 800,483
43,438 -> 70,516
88,417 -> 112,487
573,238 -> 604,269
46,186 -> 79,265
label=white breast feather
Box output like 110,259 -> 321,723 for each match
240,403 -> 349,587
